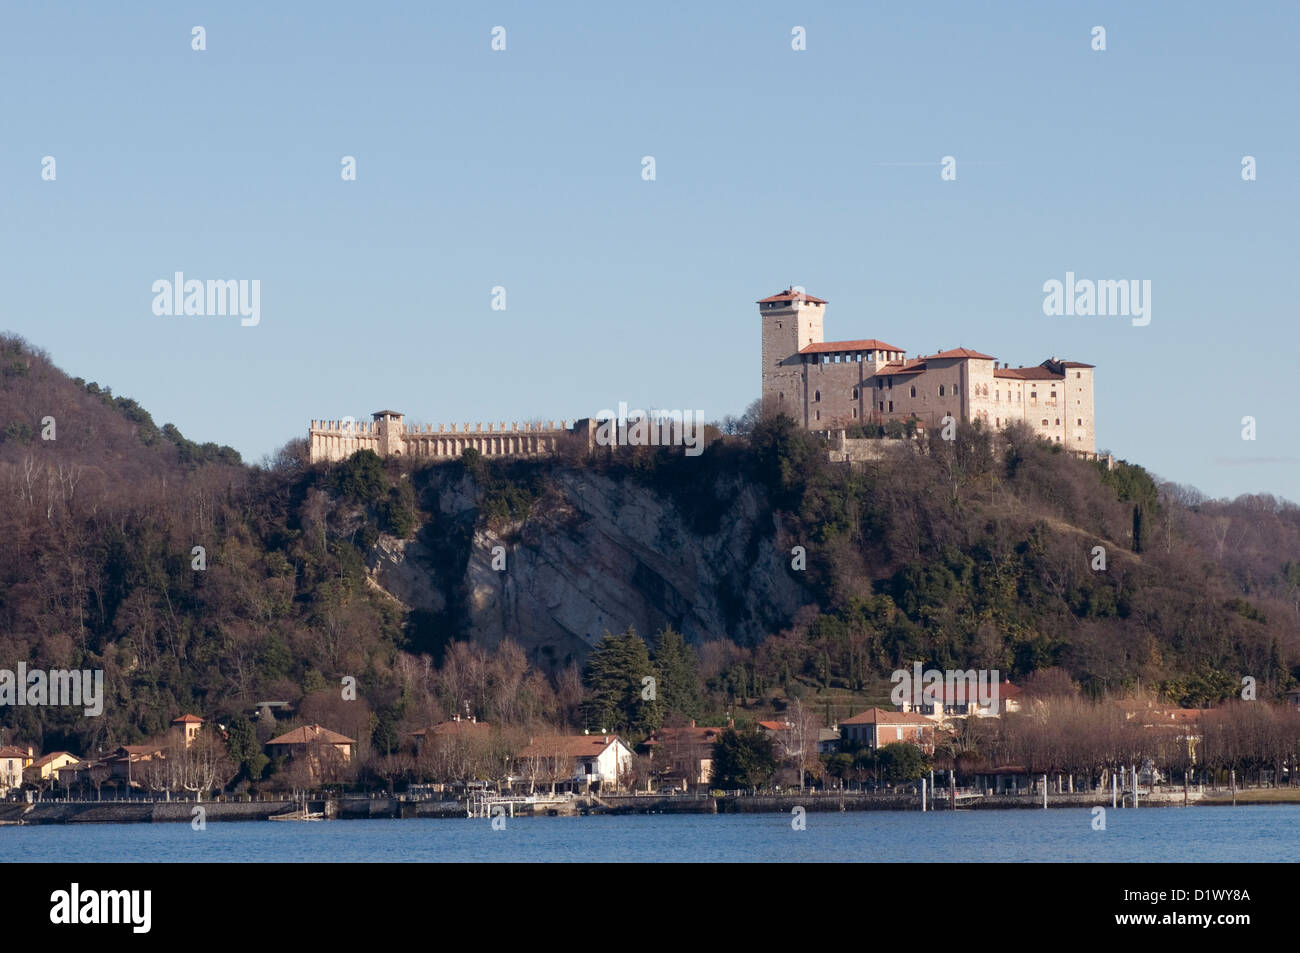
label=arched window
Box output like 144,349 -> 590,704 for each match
938,385 -> 945,397
814,390 -> 821,402
953,384 -> 959,396
909,385 -> 916,398
851,387 -> 858,399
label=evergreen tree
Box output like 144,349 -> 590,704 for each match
709,727 -> 776,790
651,625 -> 702,719
581,627 -> 662,737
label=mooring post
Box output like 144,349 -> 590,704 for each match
1042,774 -> 1047,809
921,778 -> 926,812
1112,771 -> 1117,808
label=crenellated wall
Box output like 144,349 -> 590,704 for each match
309,417 -> 595,464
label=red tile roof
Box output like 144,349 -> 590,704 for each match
994,366 -> 1063,380
839,708 -> 934,727
801,339 -> 905,355
757,288 -> 828,304
922,347 -> 996,361
1059,361 -> 1095,368
757,720 -> 792,732
518,734 -> 626,759
172,714 -> 204,724
881,359 -> 928,376
266,724 -> 356,747
29,751 -> 78,769
0,745 -> 30,760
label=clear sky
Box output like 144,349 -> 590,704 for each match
2,1 -> 1297,500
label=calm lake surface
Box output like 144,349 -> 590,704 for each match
3,806 -> 1297,862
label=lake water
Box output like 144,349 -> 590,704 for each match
3,805 -> 1296,862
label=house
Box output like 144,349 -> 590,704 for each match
170,714 -> 204,749
642,721 -> 727,788
837,709 -> 936,754
516,734 -> 633,792
817,728 -> 841,754
266,724 -> 356,763
25,751 -> 80,785
897,679 -> 1024,720
0,745 -> 34,794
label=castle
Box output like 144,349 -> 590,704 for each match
308,286 -> 1098,463
759,288 -> 1096,454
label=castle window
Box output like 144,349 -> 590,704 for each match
1041,419 -> 1048,426
996,418 -> 1001,427
1077,419 -> 1082,426
1030,391 -> 1037,400
909,385 -> 916,398
938,385 -> 945,397
1055,419 -> 1060,425
879,402 -> 884,411
778,393 -> 784,401
995,390 -> 1000,401
888,401 -> 894,412
815,410 -> 821,421
851,387 -> 858,399
852,408 -> 858,418
1076,372 -> 1081,378
954,384 -> 959,395
814,390 -> 821,402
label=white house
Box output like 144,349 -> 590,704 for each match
517,734 -> 634,791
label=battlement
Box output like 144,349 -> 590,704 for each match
308,411 -> 593,463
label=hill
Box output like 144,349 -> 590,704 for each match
1,333 -> 1298,762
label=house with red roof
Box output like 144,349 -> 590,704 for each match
759,287 -> 1099,457
0,745 -> 34,794
837,709 -> 936,754
642,721 -> 728,789
516,733 -> 633,793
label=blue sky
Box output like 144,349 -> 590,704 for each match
1,1 -> 1297,500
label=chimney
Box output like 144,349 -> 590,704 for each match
603,735 -> 609,744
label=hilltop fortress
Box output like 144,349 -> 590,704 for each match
308,286 -> 1098,463
759,287 -> 1097,454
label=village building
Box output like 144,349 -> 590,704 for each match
25,751 -> 80,785
516,734 -> 633,793
896,679 -> 1024,720
0,745 -> 34,794
837,709 -> 937,754
266,724 -> 356,763
642,721 -> 728,789
170,714 -> 204,749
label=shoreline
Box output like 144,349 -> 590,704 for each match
2,789 -> 1295,825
